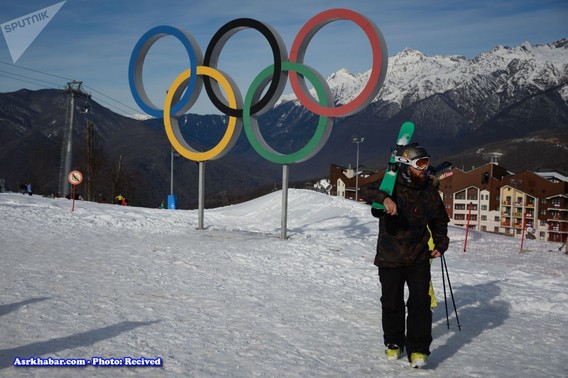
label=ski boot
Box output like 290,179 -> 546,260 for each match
385,344 -> 402,360
409,352 -> 428,368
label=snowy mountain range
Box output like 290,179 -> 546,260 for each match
268,38 -> 568,178
1,39 -> 567,208
279,39 -> 568,120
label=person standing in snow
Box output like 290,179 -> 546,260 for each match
361,143 -> 449,368
26,183 -> 33,196
115,193 -> 125,205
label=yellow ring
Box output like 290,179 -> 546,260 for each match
164,66 -> 240,161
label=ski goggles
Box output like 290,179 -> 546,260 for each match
394,156 -> 430,170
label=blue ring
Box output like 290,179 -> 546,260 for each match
128,25 -> 202,118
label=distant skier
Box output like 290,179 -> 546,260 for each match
115,194 -> 127,206
26,183 -> 33,196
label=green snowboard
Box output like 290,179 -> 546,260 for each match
371,121 -> 415,218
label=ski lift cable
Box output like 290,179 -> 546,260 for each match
0,69 -> 63,88
0,60 -> 74,81
0,60 -> 138,116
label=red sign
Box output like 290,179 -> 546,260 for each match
68,170 -> 83,185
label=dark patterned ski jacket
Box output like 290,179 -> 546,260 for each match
361,174 -> 450,268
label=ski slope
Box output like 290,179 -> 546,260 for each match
0,190 -> 566,377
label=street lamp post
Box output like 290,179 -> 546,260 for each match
353,137 -> 364,202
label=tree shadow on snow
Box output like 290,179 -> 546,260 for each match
0,297 -> 51,317
427,280 -> 510,368
0,320 -> 160,369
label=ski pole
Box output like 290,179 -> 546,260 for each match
441,256 -> 450,329
442,254 -> 462,331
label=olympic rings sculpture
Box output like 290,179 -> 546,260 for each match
128,8 -> 388,164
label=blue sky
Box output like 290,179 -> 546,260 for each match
0,0 -> 566,116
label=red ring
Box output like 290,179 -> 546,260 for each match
289,8 -> 388,117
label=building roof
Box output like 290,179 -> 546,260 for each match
534,171 -> 568,183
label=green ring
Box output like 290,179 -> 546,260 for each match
243,61 -> 333,164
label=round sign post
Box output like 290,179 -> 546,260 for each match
67,170 -> 83,211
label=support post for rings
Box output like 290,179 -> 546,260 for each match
281,165 -> 289,240
198,161 -> 205,230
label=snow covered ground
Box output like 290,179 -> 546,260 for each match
0,190 -> 566,377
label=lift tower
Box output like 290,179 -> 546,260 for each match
58,80 -> 86,197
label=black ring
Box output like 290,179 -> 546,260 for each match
203,18 -> 288,117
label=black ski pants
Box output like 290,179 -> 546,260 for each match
378,259 -> 432,356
